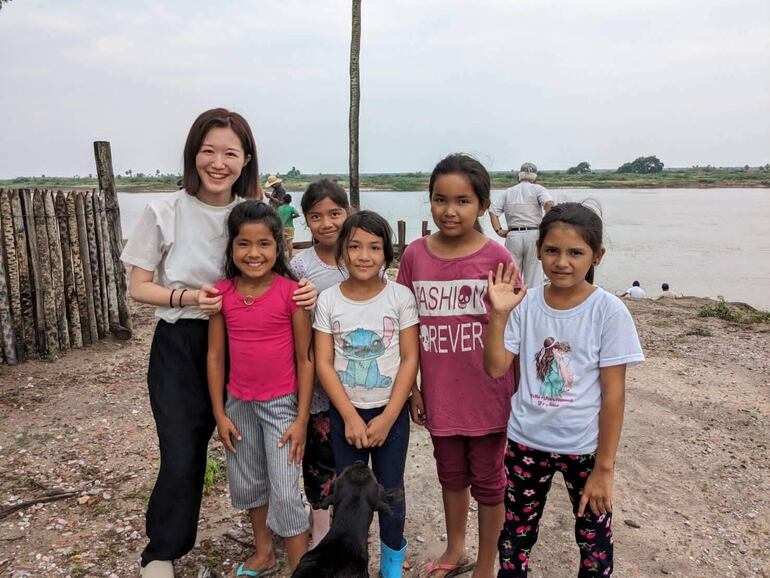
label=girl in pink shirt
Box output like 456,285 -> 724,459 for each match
207,201 -> 313,575
398,154 -> 516,578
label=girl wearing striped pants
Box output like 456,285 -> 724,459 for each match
208,201 -> 314,576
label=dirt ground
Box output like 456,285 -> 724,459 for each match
1,297 -> 768,578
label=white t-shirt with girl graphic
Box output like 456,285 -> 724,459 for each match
504,286 -> 644,454
314,280 -> 419,409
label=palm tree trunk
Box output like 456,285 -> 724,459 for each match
349,0 -> 361,209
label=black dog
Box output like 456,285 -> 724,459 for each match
292,462 -> 391,578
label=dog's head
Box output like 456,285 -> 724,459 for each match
320,461 -> 392,516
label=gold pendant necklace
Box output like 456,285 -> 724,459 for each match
243,295 -> 255,306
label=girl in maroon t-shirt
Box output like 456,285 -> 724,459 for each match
398,154 -> 516,578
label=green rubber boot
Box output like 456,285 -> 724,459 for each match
380,538 -> 407,578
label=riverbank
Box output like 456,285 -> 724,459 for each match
3,167 -> 769,192
0,296 -> 768,577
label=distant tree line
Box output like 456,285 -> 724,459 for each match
617,155 -> 664,174
567,162 -> 592,174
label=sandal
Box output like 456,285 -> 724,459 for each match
234,562 -> 280,577
419,557 -> 476,577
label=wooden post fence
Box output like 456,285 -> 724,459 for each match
0,187 -> 132,364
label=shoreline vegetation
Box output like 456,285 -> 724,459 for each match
2,167 -> 769,192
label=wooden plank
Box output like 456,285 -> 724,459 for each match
94,194 -> 110,336
45,190 -> 69,351
95,194 -> 126,338
56,192 -> 82,348
84,191 -> 106,338
94,141 -> 132,336
75,192 -> 99,344
33,191 -> 59,355
21,189 -> 46,355
67,192 -> 91,345
1,190 -> 24,360
10,191 -> 35,358
0,191 -> 17,364
396,220 -> 406,257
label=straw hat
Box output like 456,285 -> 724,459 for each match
264,175 -> 283,188
518,162 -> 538,183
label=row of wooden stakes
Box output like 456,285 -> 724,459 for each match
0,189 -> 131,365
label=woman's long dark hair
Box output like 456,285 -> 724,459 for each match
224,201 -> 297,281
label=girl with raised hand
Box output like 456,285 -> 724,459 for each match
483,202 -> 644,577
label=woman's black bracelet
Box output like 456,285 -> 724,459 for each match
179,289 -> 188,308
169,289 -> 176,308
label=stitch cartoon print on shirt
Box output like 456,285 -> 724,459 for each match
333,317 -> 395,389
535,337 -> 575,398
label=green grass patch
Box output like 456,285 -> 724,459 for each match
746,310 -> 770,324
697,301 -> 770,324
685,325 -> 713,337
698,301 -> 743,323
203,456 -> 225,496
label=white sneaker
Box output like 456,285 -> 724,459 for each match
140,560 -> 175,578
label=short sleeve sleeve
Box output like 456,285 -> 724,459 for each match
289,254 -> 306,280
489,191 -> 505,215
214,278 -> 231,295
284,279 -> 299,316
537,186 -> 552,207
599,306 -> 645,368
503,305 -> 521,355
312,290 -> 334,334
120,204 -> 164,271
396,286 -> 420,330
396,245 -> 414,290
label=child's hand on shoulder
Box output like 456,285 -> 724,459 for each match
487,262 -> 527,316
198,284 -> 223,316
279,418 -> 308,466
215,414 -> 241,453
293,278 -> 318,310
344,413 -> 370,449
578,466 -> 614,518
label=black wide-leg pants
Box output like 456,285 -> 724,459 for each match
141,319 -> 215,566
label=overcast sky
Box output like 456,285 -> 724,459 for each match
1,0 -> 768,178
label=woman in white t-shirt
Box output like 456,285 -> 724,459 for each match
483,203 -> 644,577
121,109 -> 316,578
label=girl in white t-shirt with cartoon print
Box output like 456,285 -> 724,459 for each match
484,202 -> 644,577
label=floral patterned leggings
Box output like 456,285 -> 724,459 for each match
498,440 -> 613,577
302,410 -> 336,508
